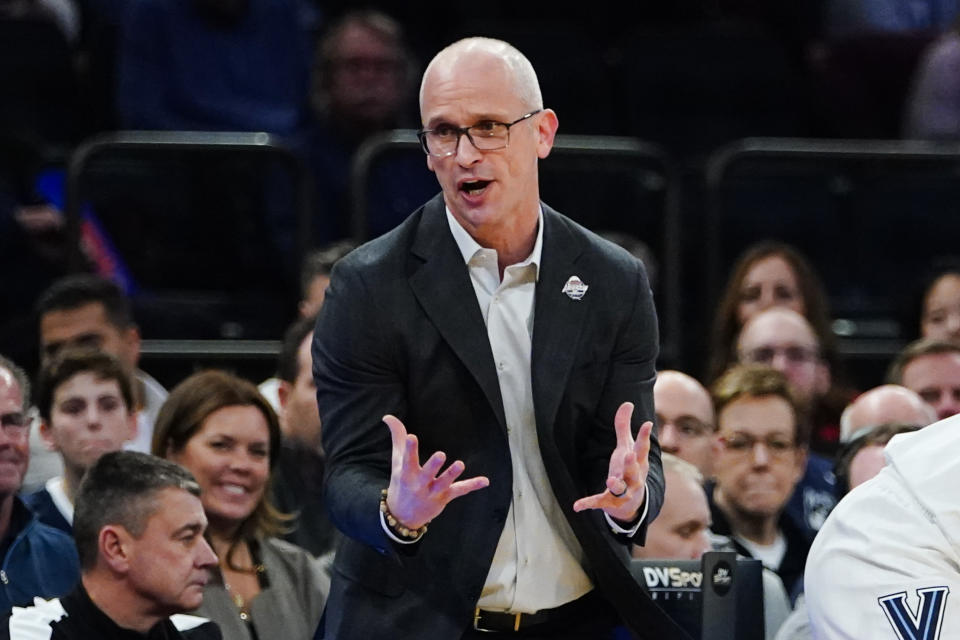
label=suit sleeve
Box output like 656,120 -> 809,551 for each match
312,259 -> 405,554
585,255 -> 663,544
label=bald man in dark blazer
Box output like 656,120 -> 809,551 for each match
313,37 -> 681,640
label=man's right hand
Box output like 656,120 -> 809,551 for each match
383,414 -> 489,530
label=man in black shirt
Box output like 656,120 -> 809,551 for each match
1,451 -> 221,639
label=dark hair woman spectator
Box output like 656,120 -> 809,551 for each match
152,370 -> 328,640
912,259 -> 960,343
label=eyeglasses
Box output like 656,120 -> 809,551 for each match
654,415 -> 714,440
740,345 -> 819,366
417,110 -> 542,157
719,433 -> 796,459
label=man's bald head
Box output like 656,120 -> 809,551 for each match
419,37 -> 543,116
737,307 -> 828,404
653,370 -> 716,475
840,384 -> 936,442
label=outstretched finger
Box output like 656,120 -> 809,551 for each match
445,475 -> 490,500
613,402 -> 635,449
384,415 -> 408,468
572,492 -> 607,512
633,420 -> 653,460
402,432 -> 422,474
430,459 -> 473,495
421,450 -> 448,479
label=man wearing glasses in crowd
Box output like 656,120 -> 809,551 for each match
313,37 -> 679,639
0,354 -> 79,615
652,370 -> 717,477
707,364 -> 812,601
735,307 -> 839,538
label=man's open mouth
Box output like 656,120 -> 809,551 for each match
460,180 -> 491,195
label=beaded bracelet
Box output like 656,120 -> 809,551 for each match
380,489 -> 428,540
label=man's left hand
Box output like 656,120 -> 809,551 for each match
572,402 -> 651,524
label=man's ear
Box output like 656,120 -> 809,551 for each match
39,420 -> 59,452
100,525 -> 132,574
277,381 -> 291,411
122,325 -> 142,368
536,109 -> 559,160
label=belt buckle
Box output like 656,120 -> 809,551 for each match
473,608 -> 523,632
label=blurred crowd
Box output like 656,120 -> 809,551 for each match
3,1 -> 960,638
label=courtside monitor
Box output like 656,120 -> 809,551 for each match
629,551 -> 764,640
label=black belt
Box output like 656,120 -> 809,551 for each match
472,591 -> 600,633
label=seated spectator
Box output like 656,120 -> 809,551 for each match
297,241 -> 357,319
24,348 -> 137,534
115,0 -> 311,135
1,451 -> 221,639
736,308 -> 841,534
0,353 -> 78,615
826,0 -> 959,37
904,28 -> 960,139
887,338 -> 960,420
804,414 -> 960,637
838,384 -> 935,442
737,308 -> 831,411
708,364 -> 812,600
709,241 -> 845,455
271,317 -> 339,558
311,10 -> 415,143
301,10 -> 420,242
911,260 -> 960,340
36,275 -> 166,456
835,423 -> 921,494
632,453 -> 712,562
653,370 -> 716,477
153,370 -> 329,640
633,453 -> 792,639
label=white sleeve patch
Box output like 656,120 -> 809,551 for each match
8,598 -> 67,640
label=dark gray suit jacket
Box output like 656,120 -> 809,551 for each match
313,194 -> 675,639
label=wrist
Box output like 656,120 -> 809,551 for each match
381,489 -> 428,541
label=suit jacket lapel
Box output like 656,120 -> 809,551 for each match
408,195 -> 508,431
531,206 -> 588,433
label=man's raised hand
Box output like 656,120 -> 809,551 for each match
572,402 -> 652,523
383,414 -> 490,530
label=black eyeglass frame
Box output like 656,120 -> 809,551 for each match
417,110 -> 543,157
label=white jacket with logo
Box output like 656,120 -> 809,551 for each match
806,414 -> 960,639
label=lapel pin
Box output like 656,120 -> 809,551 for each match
562,276 -> 588,301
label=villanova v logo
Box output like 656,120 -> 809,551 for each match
879,587 -> 950,640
